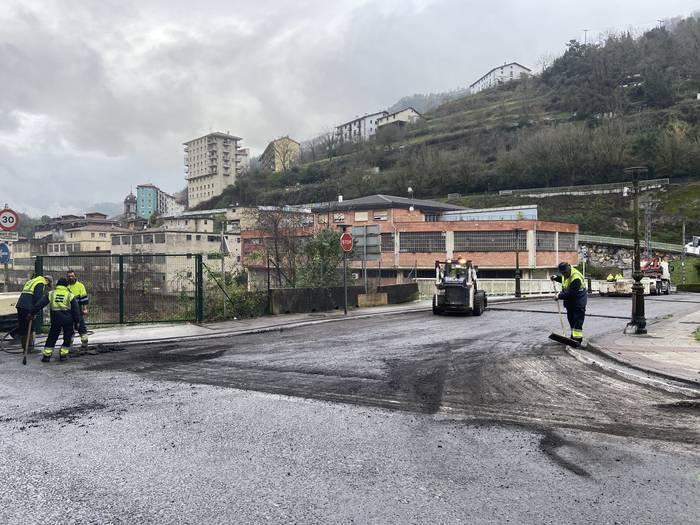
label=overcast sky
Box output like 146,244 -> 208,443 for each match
1,0 -> 698,216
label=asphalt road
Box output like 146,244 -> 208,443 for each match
1,295 -> 699,524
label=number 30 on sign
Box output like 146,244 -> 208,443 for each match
0,208 -> 19,231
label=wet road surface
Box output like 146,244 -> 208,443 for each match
1,295 -> 699,523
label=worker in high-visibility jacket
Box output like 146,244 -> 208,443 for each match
614,272 -> 623,280
31,278 -> 81,362
16,274 -> 52,351
551,262 -> 587,343
606,273 -> 614,281
66,269 -> 89,351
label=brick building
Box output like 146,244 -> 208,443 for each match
242,195 -> 579,284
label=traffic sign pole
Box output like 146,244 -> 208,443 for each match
339,231 -> 353,315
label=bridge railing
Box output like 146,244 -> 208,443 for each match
499,178 -> 669,197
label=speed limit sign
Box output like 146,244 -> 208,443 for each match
0,208 -> 19,231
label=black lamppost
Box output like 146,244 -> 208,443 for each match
625,166 -> 647,334
514,228 -> 524,298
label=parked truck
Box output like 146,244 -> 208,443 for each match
598,257 -> 671,296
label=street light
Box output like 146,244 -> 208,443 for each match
407,187 -> 414,212
624,166 -> 647,334
514,228 -> 524,298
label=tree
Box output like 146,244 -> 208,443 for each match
296,229 -> 348,288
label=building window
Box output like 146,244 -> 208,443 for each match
536,231 -> 556,251
354,211 -> 368,222
143,234 -> 153,244
186,235 -> 192,241
399,232 -> 445,253
381,233 -> 395,252
122,236 -> 131,245
453,231 -> 527,252
333,213 -> 345,223
112,236 -> 121,246
373,210 -> 388,221
196,235 -> 201,241
155,233 -> 166,244
558,233 -> 577,251
91,233 -> 95,238
132,235 -> 142,245
424,214 -> 440,222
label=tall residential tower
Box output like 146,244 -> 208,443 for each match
184,132 -> 248,208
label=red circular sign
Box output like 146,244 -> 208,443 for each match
340,232 -> 353,252
0,208 -> 19,231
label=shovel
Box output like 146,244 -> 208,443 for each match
22,316 -> 33,366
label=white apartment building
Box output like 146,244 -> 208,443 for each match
159,191 -> 185,215
335,111 -> 388,142
376,107 -> 421,130
184,132 -> 247,208
469,62 -> 531,94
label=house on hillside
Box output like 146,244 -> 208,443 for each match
335,111 -> 388,142
376,107 -> 421,130
469,62 -> 531,94
260,136 -> 301,172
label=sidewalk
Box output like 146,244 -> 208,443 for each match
589,309 -> 700,386
26,296 -> 529,348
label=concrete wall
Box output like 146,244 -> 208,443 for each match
269,286 -> 364,314
376,283 -> 419,303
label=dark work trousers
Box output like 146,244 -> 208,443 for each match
45,321 -> 74,350
16,307 -> 33,341
77,309 -> 87,336
565,303 -> 586,333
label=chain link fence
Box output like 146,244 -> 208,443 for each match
35,254 -> 202,327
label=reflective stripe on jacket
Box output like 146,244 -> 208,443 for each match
49,286 -> 75,311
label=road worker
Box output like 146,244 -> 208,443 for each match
614,272 -> 623,280
16,274 -> 52,352
66,270 -> 89,352
606,273 -> 614,281
32,278 -> 81,362
551,262 -> 587,343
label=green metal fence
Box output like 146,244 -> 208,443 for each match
35,254 -> 203,327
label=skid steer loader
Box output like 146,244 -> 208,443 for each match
432,259 -> 487,315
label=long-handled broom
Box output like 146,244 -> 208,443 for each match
548,280 -> 581,348
22,316 -> 33,366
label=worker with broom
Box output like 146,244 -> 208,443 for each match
551,262 -> 587,344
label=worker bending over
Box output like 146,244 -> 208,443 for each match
551,262 -> 587,343
16,274 -> 52,352
32,277 -> 81,362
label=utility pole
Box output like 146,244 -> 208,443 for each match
583,29 -> 589,45
514,228 -> 523,298
625,166 -> 647,334
681,221 -> 687,284
643,204 -> 652,259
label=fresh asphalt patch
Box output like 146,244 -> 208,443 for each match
78,301 -> 700,445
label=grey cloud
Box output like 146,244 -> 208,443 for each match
0,0 -> 698,215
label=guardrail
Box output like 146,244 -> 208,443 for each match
579,234 -> 684,253
499,178 -> 669,197
416,278 -> 559,298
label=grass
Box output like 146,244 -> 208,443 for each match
694,327 -> 700,342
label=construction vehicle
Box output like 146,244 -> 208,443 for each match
598,258 -> 671,296
432,259 -> 487,315
685,236 -> 700,256
641,257 -> 671,295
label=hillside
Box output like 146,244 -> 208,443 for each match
197,14 -> 700,239
446,182 -> 700,244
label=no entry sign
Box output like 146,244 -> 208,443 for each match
0,208 -> 19,232
340,232 -> 353,252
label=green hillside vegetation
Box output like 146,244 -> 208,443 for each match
446,182 -> 700,244
198,15 -> 700,238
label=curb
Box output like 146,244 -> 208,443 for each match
585,340 -> 700,388
564,344 -> 699,398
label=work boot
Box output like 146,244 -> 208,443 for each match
59,354 -> 68,362
41,355 -> 51,363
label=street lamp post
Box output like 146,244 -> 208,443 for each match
625,166 -> 647,334
514,228 -> 523,298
